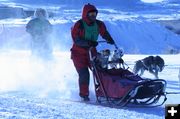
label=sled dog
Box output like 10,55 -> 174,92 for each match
133,56 -> 165,79
96,49 -> 124,69
109,49 -> 124,69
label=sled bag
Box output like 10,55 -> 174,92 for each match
95,68 -> 143,98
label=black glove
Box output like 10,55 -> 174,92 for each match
88,41 -> 98,47
107,39 -> 115,45
74,38 -> 90,48
74,38 -> 98,48
102,31 -> 115,45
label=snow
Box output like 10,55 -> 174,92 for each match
0,0 -> 180,119
0,92 -> 165,119
141,0 -> 164,3
0,51 -> 180,119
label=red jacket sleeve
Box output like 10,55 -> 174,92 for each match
71,20 -> 84,41
97,20 -> 114,43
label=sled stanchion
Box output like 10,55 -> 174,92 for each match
97,40 -> 118,50
98,41 -> 107,43
114,43 -> 118,50
89,47 -> 111,105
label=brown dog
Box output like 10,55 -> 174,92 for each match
133,56 -> 165,79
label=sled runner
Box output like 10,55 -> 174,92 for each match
89,45 -> 167,107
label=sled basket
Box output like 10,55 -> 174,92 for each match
89,48 -> 167,107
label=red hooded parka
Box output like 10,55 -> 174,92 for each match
71,3 -> 114,97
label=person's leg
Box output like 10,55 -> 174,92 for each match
41,40 -> 53,59
71,53 -> 90,101
31,38 -> 41,56
77,67 -> 90,100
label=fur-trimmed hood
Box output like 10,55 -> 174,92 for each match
82,3 -> 98,23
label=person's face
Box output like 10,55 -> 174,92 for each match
87,11 -> 97,22
35,10 -> 46,19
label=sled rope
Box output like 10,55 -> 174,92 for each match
165,92 -> 180,94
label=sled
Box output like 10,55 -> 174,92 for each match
89,46 -> 167,107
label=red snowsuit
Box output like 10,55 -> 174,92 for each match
71,3 -> 114,97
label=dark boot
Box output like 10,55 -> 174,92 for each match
80,95 -> 90,101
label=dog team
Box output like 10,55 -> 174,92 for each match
91,47 -> 178,81
133,55 -> 165,79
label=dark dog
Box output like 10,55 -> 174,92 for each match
133,56 -> 165,79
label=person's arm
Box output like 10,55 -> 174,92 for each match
97,20 -> 115,44
26,20 -> 32,33
45,20 -> 53,33
26,19 -> 37,35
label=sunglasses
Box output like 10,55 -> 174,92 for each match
88,12 -> 97,17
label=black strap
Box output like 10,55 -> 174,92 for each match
78,19 -> 84,30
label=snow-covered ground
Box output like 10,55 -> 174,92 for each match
0,51 -> 180,119
0,0 -> 180,119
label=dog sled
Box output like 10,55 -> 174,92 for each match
89,44 -> 167,107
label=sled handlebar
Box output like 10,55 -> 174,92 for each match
114,43 -> 118,50
97,41 -> 119,50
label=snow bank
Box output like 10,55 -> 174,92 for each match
1,19 -> 180,54
104,20 -> 180,54
0,5 -> 24,19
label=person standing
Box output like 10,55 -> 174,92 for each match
71,3 -> 115,101
26,8 -> 53,59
